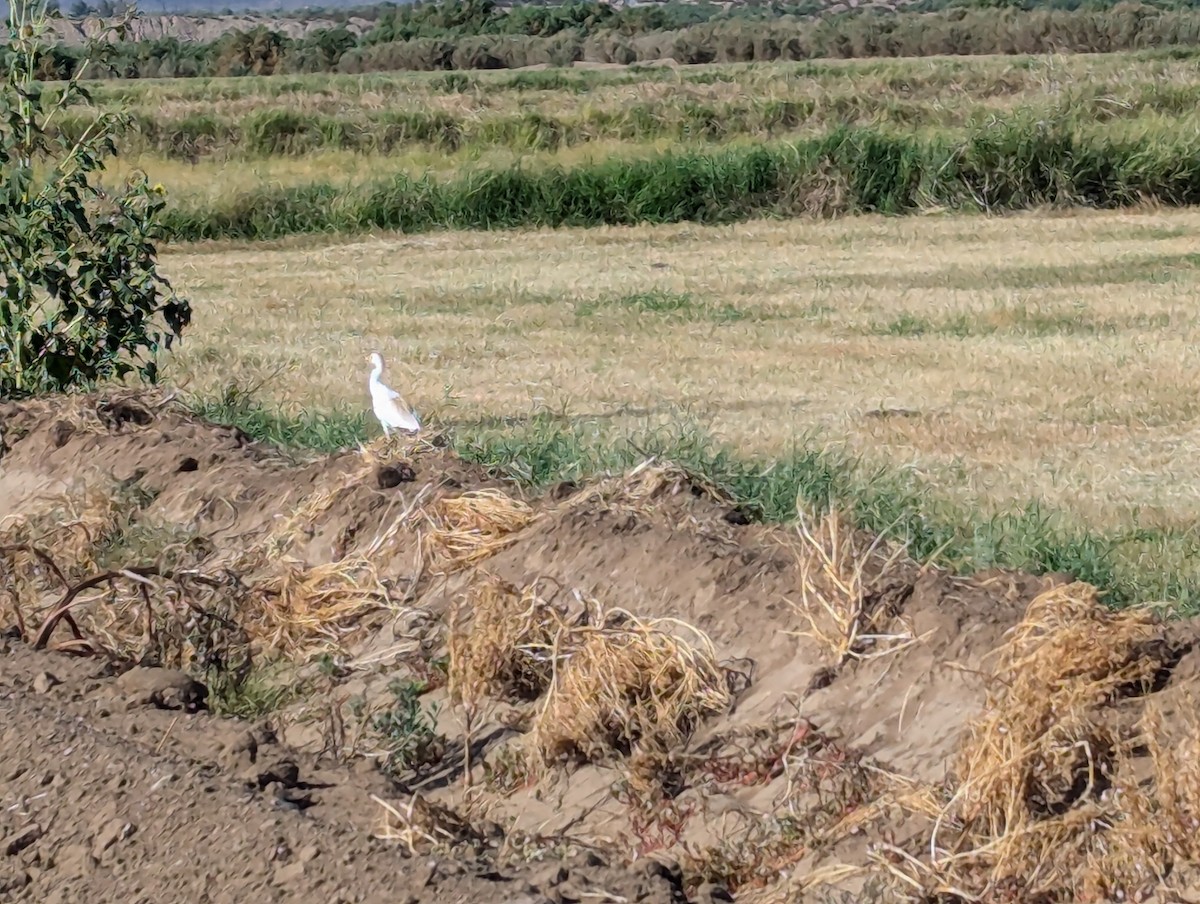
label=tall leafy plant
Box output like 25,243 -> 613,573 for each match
0,0 -> 190,398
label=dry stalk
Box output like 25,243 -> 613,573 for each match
419,488 -> 536,574
788,508 -> 916,666
530,601 -> 732,768
371,793 -> 487,857
556,458 -> 732,516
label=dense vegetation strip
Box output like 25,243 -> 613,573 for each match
29,0 -> 1200,78
54,54 -> 1200,160
160,119 -> 1200,240
189,391 -> 1200,611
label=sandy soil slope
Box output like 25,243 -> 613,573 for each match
4,393 -> 1200,904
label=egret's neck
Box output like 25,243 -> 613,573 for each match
369,362 -> 384,384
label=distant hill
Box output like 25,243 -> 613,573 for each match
45,11 -> 375,45
2,0 -> 385,14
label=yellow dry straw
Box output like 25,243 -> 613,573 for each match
879,581 -> 1187,902
244,555 -> 395,659
530,603 -> 731,767
787,508 -> 916,666
556,458 -> 732,516
447,575 -> 565,710
420,488 -> 536,573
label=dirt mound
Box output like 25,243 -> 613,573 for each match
3,393 -> 1200,903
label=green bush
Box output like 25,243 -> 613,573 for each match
0,5 -> 190,398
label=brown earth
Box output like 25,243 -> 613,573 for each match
3,393 -> 1200,904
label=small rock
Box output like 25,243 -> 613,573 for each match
375,463 -> 416,489
224,731 -> 258,768
257,759 -> 300,789
537,864 -> 569,887
272,861 -> 306,884
298,844 -> 319,864
55,844 -> 96,878
549,480 -> 578,501
50,420 -> 74,448
723,505 -> 753,526
32,672 -> 60,694
92,819 -> 135,859
695,883 -> 735,904
3,824 -> 41,857
640,860 -> 676,882
114,667 -> 206,711
0,865 -> 30,893
413,859 -> 437,888
271,786 -> 313,812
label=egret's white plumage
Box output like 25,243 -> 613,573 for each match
367,352 -> 421,437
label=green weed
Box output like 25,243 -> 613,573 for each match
361,678 -> 445,777
576,290 -> 745,322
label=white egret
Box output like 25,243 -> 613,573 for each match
367,352 -> 421,437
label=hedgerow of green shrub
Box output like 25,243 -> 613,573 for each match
161,117 -> 1200,241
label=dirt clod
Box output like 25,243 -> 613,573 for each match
31,672 -> 59,695
50,421 -> 73,448
375,464 -> 416,488
113,667 -> 206,711
91,820 -> 135,859
273,861 -> 307,884
0,866 -> 30,893
693,883 -> 733,904
256,759 -> 301,789
3,825 -> 41,857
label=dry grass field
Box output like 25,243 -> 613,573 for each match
162,207 -> 1200,596
87,54 -> 1200,202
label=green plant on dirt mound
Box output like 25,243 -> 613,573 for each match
0,1 -> 190,398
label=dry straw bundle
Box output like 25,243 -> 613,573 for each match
420,488 -> 536,574
447,575 -> 567,711
878,581 -> 1195,902
530,603 -> 732,767
243,555 -> 395,659
557,458 -> 732,517
789,508 -> 916,666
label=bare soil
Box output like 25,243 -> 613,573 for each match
3,393 -> 1200,904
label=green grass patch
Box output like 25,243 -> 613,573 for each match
208,667 -> 305,720
576,290 -> 746,322
848,252 -> 1200,296
188,386 -> 370,452
869,302 -> 1174,340
188,391 -> 1200,612
161,119 -> 1200,242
